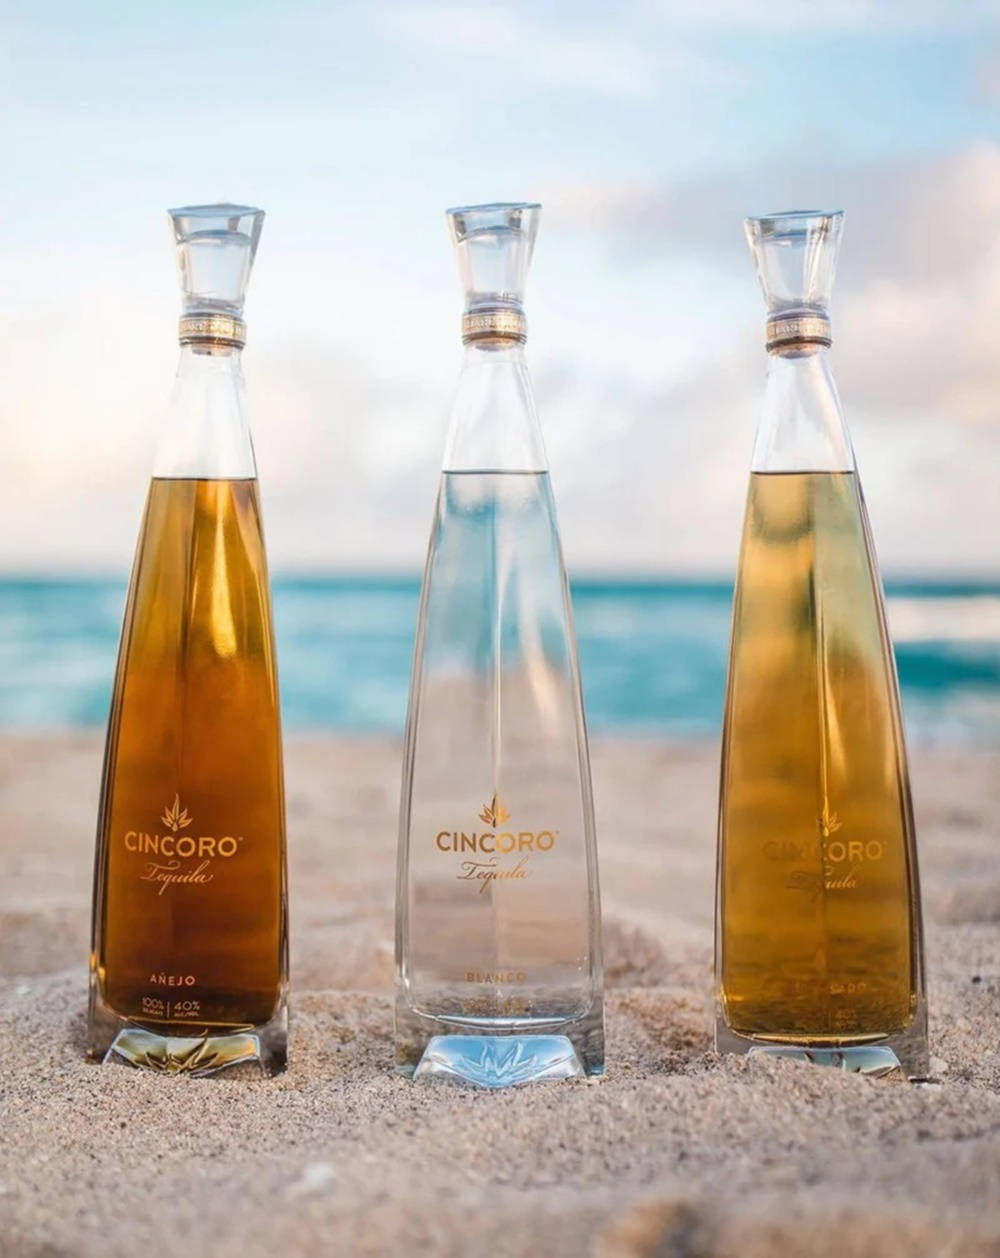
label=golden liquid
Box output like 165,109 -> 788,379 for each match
718,471 -> 918,1042
91,478 -> 286,1031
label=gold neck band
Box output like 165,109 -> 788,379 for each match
462,308 -> 527,346
179,314 -> 247,348
766,314 -> 831,353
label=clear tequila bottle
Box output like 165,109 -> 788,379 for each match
87,204 -> 288,1076
395,202 -> 604,1086
715,210 -> 928,1078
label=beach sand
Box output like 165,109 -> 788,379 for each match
2,733 -> 999,1257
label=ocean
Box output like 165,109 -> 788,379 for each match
2,576 -> 1000,745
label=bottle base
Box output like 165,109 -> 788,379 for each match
395,1002 -> 604,1087
87,991 -> 288,1077
715,1010 -> 929,1081
414,1034 -> 585,1086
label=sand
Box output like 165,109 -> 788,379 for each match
2,733 -> 999,1257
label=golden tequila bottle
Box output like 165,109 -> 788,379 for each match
87,204 -> 288,1075
715,211 -> 927,1078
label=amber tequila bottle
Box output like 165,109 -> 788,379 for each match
395,203 -> 604,1086
715,211 -> 927,1078
87,204 -> 288,1075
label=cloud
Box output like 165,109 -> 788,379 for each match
379,0 -> 1000,50
251,338 -> 759,575
974,53 -> 1000,102
375,2 -> 736,99
545,143 -> 1000,425
0,77 -> 997,580
548,144 -> 1000,282
642,0 -> 1000,32
0,0 -> 997,581
534,142 -> 1000,575
3,143 -> 999,577
247,340 -> 443,569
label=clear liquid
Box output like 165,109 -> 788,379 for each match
88,478 -> 287,1073
717,471 -> 920,1044
396,471 -> 603,1082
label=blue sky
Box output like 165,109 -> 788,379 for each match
1,1 -> 999,572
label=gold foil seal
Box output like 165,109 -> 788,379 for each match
178,314 -> 247,348
462,308 -> 527,345
766,314 -> 831,352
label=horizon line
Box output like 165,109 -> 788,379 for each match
1,568 -> 1000,592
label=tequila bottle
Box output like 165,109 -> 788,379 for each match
87,204 -> 288,1076
715,210 -> 928,1078
395,202 -> 604,1085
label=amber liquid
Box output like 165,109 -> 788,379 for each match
91,478 -> 286,1033
718,472 -> 918,1043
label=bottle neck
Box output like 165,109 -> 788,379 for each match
751,344 -> 854,474
442,341 -> 548,473
153,344 -> 257,480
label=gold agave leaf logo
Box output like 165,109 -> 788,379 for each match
161,794 -> 193,833
479,794 -> 510,829
819,803 -> 842,838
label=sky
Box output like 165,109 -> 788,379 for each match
1,0 -> 999,575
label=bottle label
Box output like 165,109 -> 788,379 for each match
765,313 -> 831,351
461,309 -> 527,344
766,806 -> 885,896
140,992 -> 202,1021
121,794 -> 245,896
433,794 -> 557,894
178,313 -> 246,347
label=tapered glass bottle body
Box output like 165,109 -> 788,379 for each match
716,213 -> 926,1078
88,206 -> 288,1076
396,205 -> 603,1086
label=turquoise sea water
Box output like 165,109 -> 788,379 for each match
2,576 -> 1000,745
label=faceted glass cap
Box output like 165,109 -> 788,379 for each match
169,203 -> 265,317
446,202 -> 540,313
745,210 -> 843,318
